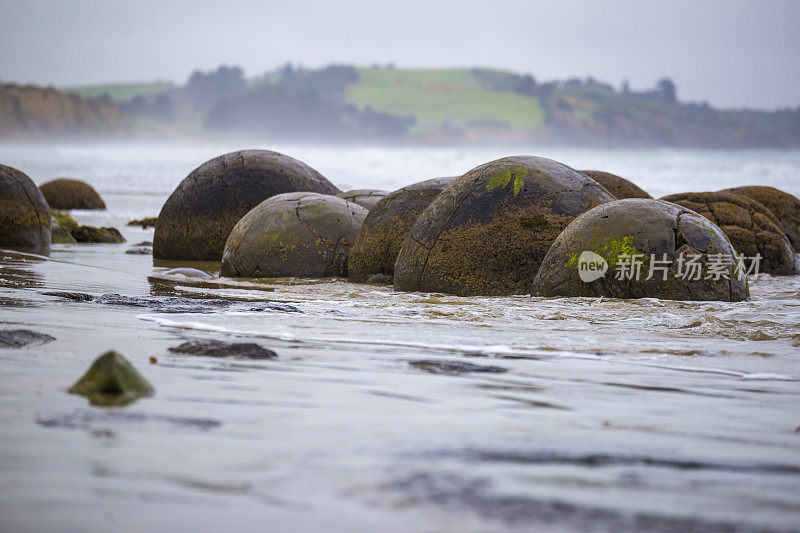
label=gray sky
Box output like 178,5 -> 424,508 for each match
1,0 -> 798,109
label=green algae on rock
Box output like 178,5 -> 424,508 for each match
720,185 -> 800,251
393,157 -> 614,296
68,351 -> 154,407
0,164 -> 51,253
336,189 -> 388,210
661,191 -> 798,275
347,177 -> 456,283
532,199 -> 749,301
39,178 -> 106,210
153,150 -> 340,262
50,209 -> 78,243
221,192 -> 367,278
580,170 -> 652,199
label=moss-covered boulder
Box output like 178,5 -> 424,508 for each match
532,199 -> 749,301
39,178 -> 106,210
68,351 -> 154,406
50,209 -> 78,243
0,164 -> 50,253
394,157 -> 615,296
580,170 -> 652,199
336,189 -> 388,210
661,191 -> 797,275
347,177 -> 455,283
153,150 -> 340,261
721,185 -> 800,251
72,226 -> 126,243
221,192 -> 367,278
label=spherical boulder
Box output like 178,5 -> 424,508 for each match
221,192 -> 367,278
721,186 -> 800,251
661,191 -> 798,275
0,164 -> 51,253
153,150 -> 340,261
336,189 -> 388,211
39,178 -> 106,210
532,199 -> 749,301
580,170 -> 652,199
347,177 -> 455,283
393,156 -> 615,296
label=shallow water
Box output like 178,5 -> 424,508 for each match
1,144 -> 799,532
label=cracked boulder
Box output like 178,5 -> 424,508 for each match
39,178 -> 106,210
50,209 -> 78,243
393,157 -> 614,296
580,170 -> 652,199
348,177 -> 455,283
336,189 -> 388,210
0,164 -> 51,253
720,185 -> 800,251
661,191 -> 798,275
221,192 -> 367,278
532,199 -> 749,301
153,150 -> 340,261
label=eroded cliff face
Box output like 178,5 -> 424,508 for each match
0,82 -> 129,139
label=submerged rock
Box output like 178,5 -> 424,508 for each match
72,225 -> 125,243
661,191 -> 798,275
68,351 -> 154,406
721,185 -> 800,251
0,164 -> 51,253
532,199 -> 749,301
0,329 -> 55,348
50,209 -> 78,243
336,189 -> 388,210
409,359 -> 507,374
153,150 -> 340,261
162,267 -> 212,278
221,192 -> 367,278
41,291 -> 95,301
394,157 -> 614,296
39,178 -> 106,210
347,177 -> 456,283
580,170 -> 652,199
168,340 -> 277,359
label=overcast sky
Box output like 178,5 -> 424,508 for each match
1,0 -> 798,109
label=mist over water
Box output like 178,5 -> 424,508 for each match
1,143 -> 799,532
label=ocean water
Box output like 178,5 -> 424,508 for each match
1,143 -> 799,532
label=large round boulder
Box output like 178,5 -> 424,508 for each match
580,170 -> 652,199
221,192 -> 367,278
532,199 -> 749,301
661,191 -> 798,275
0,164 -> 51,253
721,186 -> 800,251
348,177 -> 455,283
393,156 -> 615,296
153,150 -> 340,261
336,189 -> 388,211
39,178 -> 106,210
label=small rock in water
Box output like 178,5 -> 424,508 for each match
169,340 -> 277,359
162,267 -> 213,278
41,291 -> 95,301
125,243 -> 152,255
409,359 -> 507,375
366,273 -> 393,284
0,329 -> 55,348
68,351 -> 154,406
127,217 -> 158,228
72,226 -> 125,243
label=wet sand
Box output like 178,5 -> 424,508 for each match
1,145 -> 800,531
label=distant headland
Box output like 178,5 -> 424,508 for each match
2,64 -> 799,148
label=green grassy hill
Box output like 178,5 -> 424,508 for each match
346,68 -> 545,131
64,82 -> 175,102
